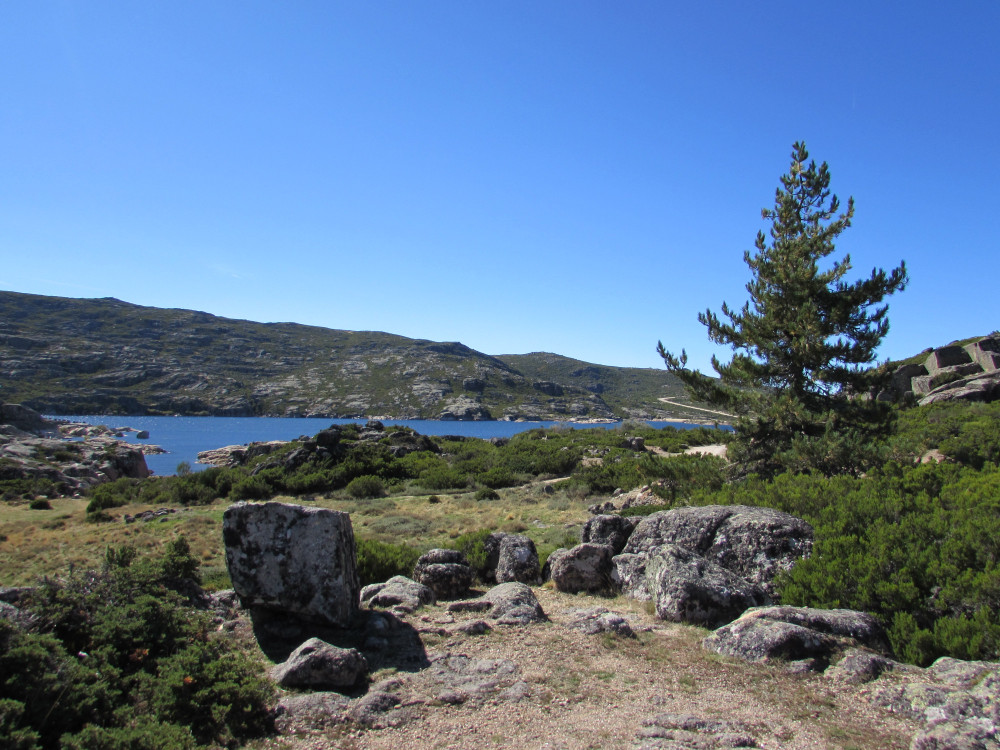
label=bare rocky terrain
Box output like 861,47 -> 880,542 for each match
244,586 -> 930,750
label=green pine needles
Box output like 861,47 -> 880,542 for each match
660,142 -> 908,478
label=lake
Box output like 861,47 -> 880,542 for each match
47,415 -> 727,476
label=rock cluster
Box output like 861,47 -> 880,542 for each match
208,498 -> 1000,747
882,333 -> 1000,405
547,505 -> 816,628
0,403 -> 150,493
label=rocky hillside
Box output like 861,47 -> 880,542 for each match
0,291 -> 692,420
882,333 -> 1000,405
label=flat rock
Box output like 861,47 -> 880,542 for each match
634,712 -> 760,749
275,692 -> 351,733
361,576 -> 436,612
448,582 -> 546,625
562,607 -> 636,638
702,606 -> 892,668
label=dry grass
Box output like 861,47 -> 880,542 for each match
0,482 -> 595,587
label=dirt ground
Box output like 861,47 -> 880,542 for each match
253,586 -> 921,750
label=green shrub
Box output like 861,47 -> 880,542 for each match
356,538 -> 421,586
229,476 -> 271,501
4,542 -> 274,749
688,461 -> 1000,665
450,528 -> 492,574
28,498 -> 51,510
417,466 -> 469,491
61,720 -> 197,750
86,478 -> 142,513
346,475 -> 385,499
475,487 -> 500,501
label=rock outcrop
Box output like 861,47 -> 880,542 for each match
702,605 -> 893,669
0,405 -> 151,494
873,657 -> 1000,750
222,501 -> 360,628
881,333 -> 1000,405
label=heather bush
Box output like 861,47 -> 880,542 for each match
1,539 -> 273,749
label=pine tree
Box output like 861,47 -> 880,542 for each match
659,142 -> 908,478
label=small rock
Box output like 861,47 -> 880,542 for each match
563,607 -> 636,638
270,637 -> 368,690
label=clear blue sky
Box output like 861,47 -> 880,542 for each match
2,2 -> 997,372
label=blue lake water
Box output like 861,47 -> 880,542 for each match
47,415 -> 726,477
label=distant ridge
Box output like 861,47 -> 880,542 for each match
0,290 -> 699,421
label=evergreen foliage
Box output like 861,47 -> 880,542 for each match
0,540 -> 273,749
659,142 -> 908,477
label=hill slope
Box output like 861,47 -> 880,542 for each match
0,291 -> 697,420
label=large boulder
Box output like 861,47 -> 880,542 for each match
581,514 -> 637,555
270,637 -> 368,690
966,334 -> 1000,371
496,534 -> 541,584
547,543 -> 614,594
478,532 -> 509,583
223,501 -> 360,628
562,607 -> 636,638
412,549 -> 474,600
702,605 -> 892,669
610,552 -> 653,601
646,544 -> 769,627
621,505 -> 813,597
924,345 -> 972,374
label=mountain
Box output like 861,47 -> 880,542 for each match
0,291 -> 699,421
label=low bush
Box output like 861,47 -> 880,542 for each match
449,528 -> 492,574
356,538 -> 421,586
2,540 -> 273,749
346,474 -> 385,499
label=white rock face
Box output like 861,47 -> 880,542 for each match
223,501 -> 360,627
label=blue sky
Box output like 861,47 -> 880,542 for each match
2,2 -> 997,372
